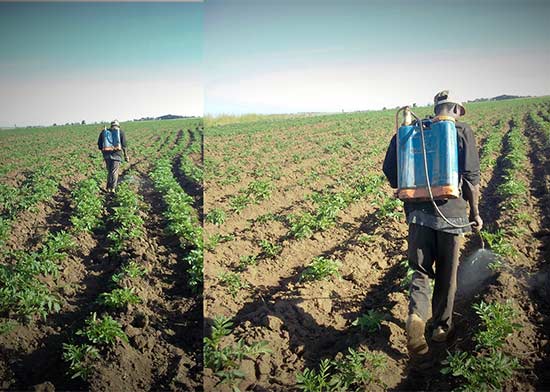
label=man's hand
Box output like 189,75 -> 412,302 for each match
470,214 -> 483,231
125,155 -> 130,164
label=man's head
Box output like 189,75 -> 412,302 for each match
434,90 -> 465,119
110,120 -> 120,129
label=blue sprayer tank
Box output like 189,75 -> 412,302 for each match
397,116 -> 459,201
101,128 -> 122,152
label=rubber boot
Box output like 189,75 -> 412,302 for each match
406,314 -> 428,355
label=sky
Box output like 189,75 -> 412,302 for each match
205,0 -> 550,115
0,2 -> 203,127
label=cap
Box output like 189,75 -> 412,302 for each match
110,120 -> 120,128
434,90 -> 466,116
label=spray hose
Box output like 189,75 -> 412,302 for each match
395,107 -> 475,230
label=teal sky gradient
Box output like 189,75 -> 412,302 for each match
205,0 -> 550,114
1,2 -> 203,126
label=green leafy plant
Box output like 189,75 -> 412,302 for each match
472,300 -> 522,349
111,260 -> 147,283
204,316 -> 271,390
206,208 -> 226,226
441,300 -> 523,391
62,343 -> 99,380
297,348 -> 387,392
71,178 -> 103,233
229,194 -> 250,214
98,288 -> 141,308
351,310 -> 385,333
247,179 -> 273,202
442,350 -> 520,392
76,313 -> 128,345
218,272 -> 249,298
300,257 -> 341,282
480,229 -> 517,258
259,239 -> 282,258
238,254 -> 258,270
0,320 -> 17,335
400,259 -> 415,288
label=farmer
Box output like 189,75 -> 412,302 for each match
97,120 -> 129,193
382,90 -> 482,355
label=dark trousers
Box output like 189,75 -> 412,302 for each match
104,159 -> 121,191
408,223 -> 462,330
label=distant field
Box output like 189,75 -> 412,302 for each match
0,119 -> 204,391
204,97 -> 550,391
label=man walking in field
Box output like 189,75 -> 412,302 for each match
382,90 -> 483,355
98,120 -> 129,193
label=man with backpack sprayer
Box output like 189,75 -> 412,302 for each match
97,120 -> 129,193
382,90 -> 482,355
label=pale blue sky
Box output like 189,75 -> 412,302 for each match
205,0 -> 550,114
0,2 -> 203,126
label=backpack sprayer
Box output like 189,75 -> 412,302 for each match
395,106 -> 474,229
101,125 -> 122,152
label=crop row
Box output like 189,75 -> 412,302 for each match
62,181 -> 145,380
442,300 -> 522,391
150,158 -> 203,292
529,111 -> 550,146
0,164 -> 59,246
0,231 -> 74,321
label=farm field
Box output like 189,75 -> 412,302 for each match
204,97 -> 550,391
0,119 -> 204,391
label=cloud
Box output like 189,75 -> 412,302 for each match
206,49 -> 550,114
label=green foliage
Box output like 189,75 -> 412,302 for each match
0,230 -> 74,320
357,234 -> 375,244
180,155 -> 203,183
218,272 -> 249,298
107,183 -> 144,254
289,212 -> 316,239
300,257 -> 341,282
259,239 -> 282,258
373,196 -> 403,220
480,229 -> 517,259
98,287 -> 141,308
206,208 -> 226,226
441,350 -> 520,392
229,194 -> 250,214
111,260 -> 147,283
247,179 -> 273,202
204,316 -> 271,390
495,121 -> 528,211
351,310 -> 385,333
62,343 -> 99,380
76,313 -> 128,345
289,175 -> 384,239
71,178 -> 103,233
400,259 -> 415,288
185,248 -> 204,292
472,301 -> 522,350
0,320 -> 16,335
297,348 -> 387,392
238,255 -> 258,270
442,300 -> 522,391
479,126 -> 504,171
150,159 -> 203,293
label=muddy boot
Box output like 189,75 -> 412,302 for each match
432,325 -> 452,343
406,314 -> 428,355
